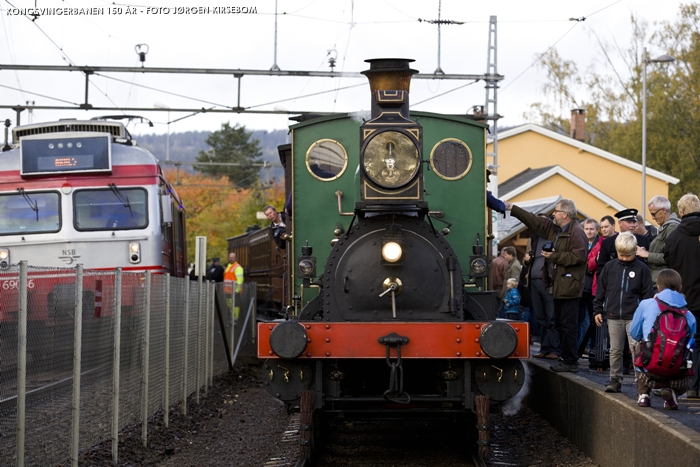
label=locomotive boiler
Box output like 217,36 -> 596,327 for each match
257,58 -> 529,461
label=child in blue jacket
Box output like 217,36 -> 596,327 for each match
502,278 -> 521,320
631,269 -> 697,409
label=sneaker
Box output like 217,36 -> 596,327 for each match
660,388 -> 679,410
637,394 -> 651,407
605,379 -> 622,393
686,390 -> 699,399
550,362 -> 579,373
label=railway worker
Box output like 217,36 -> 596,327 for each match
504,198 -> 587,373
635,196 -> 680,289
631,268 -> 696,409
224,252 -> 244,320
664,193 -> 700,399
594,232 -> 653,393
523,213 -> 560,358
264,204 -> 288,250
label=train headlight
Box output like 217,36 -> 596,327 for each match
0,248 -> 9,269
298,258 -> 315,276
128,242 -> 141,264
382,241 -> 402,263
471,258 -> 487,275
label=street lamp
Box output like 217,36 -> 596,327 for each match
642,47 -> 674,217
154,103 -> 171,161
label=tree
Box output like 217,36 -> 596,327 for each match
194,122 -> 263,188
524,5 -> 700,205
164,169 -> 286,263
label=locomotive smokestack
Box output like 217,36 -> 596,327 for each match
362,58 -> 418,119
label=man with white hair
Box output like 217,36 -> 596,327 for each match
635,196 -> 680,287
664,193 -> 700,398
504,198 -> 587,373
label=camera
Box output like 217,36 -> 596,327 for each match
542,241 -> 554,252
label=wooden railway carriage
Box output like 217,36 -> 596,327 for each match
0,118 -> 187,323
258,59 -> 529,460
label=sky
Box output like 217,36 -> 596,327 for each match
0,0 -> 690,137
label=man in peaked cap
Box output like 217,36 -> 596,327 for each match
597,209 -> 651,277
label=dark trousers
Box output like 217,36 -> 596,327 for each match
691,333 -> 700,391
554,298 -> 580,365
578,291 -> 596,350
531,279 -> 560,356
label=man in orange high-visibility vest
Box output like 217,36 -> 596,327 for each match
224,252 -> 244,319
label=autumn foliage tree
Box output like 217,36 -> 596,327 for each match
164,169 -> 286,263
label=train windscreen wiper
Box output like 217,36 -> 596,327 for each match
109,183 -> 133,218
17,188 -> 39,221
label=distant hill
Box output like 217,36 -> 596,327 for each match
134,129 -> 289,183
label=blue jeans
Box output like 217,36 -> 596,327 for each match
530,279 -> 560,356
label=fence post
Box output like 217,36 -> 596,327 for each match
195,275 -> 202,404
164,273 -> 171,427
141,271 -> 151,448
111,268 -> 123,463
15,260 -> 28,467
182,280 -> 190,415
230,285 -> 235,366
251,283 -> 257,343
204,280 -> 210,396
210,282 -> 215,385
70,263 -> 84,467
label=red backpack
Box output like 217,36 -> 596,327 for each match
634,298 -> 694,377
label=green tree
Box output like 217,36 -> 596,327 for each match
194,122 -> 263,188
524,5 -> 700,205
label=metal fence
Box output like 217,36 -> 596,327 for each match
0,262 -> 257,467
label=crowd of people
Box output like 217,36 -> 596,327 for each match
497,193 -> 700,409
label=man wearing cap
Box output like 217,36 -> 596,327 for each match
596,209 -> 651,277
503,198 -> 587,373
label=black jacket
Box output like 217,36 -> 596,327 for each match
593,258 -> 653,320
664,212 -> 700,313
596,232 -> 650,276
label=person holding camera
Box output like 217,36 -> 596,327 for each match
504,199 -> 588,373
264,205 -> 288,250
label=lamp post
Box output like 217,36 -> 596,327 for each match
154,103 -> 171,161
642,47 -> 674,216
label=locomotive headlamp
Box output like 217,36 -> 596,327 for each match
382,241 -> 402,263
0,248 -> 9,269
363,131 -> 420,189
298,241 -> 316,285
470,258 -> 487,275
128,242 -> 141,264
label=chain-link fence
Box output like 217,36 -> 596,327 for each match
0,262 -> 257,467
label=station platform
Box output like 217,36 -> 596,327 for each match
524,343 -> 700,467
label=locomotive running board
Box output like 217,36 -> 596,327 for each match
258,321 -> 529,359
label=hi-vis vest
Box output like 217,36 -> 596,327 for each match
224,262 -> 243,293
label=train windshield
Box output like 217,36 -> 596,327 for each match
0,191 -> 61,235
74,188 -> 148,231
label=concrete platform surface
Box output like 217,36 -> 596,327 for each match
525,344 -> 700,467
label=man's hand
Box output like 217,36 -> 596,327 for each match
504,201 -> 513,210
594,314 -> 604,326
541,250 -> 553,259
636,246 -> 649,258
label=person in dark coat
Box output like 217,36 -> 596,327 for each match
206,258 -> 224,283
664,193 -> 700,399
597,208 -> 650,276
504,198 -> 587,373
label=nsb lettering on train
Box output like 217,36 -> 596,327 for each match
257,59 -> 529,461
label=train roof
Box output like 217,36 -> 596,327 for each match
288,110 -> 489,130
